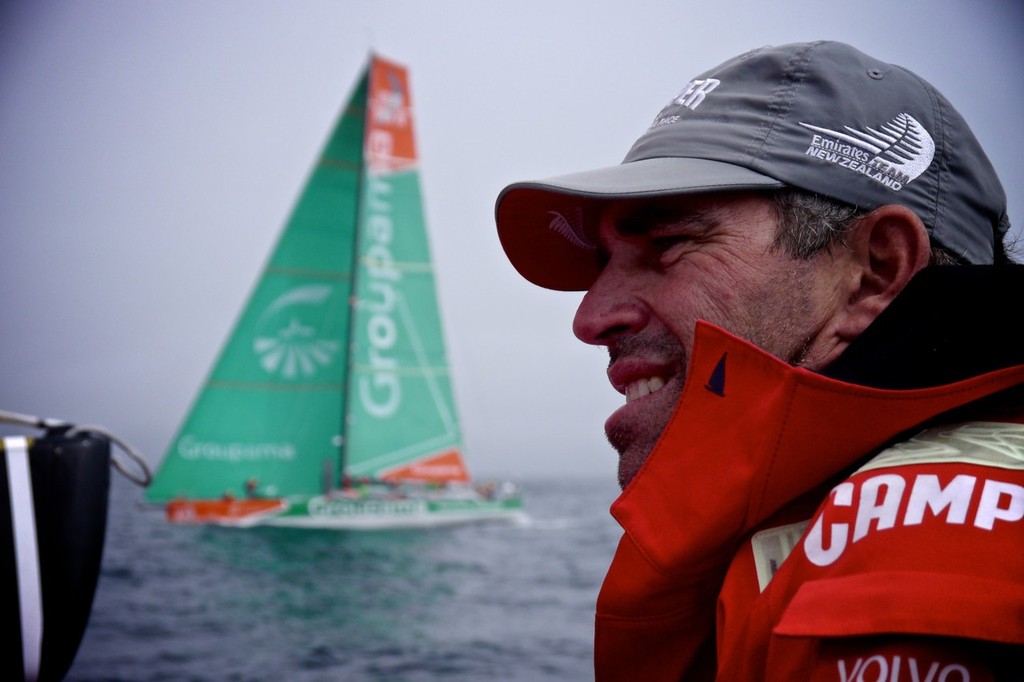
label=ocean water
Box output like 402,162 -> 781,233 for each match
66,476 -> 622,682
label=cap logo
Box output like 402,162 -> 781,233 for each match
547,209 -> 595,250
648,78 -> 722,132
798,113 -> 935,192
673,78 -> 721,110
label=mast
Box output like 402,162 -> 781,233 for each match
337,56 -> 374,487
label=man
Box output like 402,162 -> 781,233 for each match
495,41 -> 1023,680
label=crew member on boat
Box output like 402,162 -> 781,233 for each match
495,41 -> 1024,680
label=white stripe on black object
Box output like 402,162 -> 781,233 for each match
4,436 -> 42,682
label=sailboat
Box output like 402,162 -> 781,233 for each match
145,55 -> 524,529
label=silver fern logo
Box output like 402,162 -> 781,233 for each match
799,113 -> 935,191
253,285 -> 339,379
547,208 -> 596,250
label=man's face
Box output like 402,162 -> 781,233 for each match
573,192 -> 848,488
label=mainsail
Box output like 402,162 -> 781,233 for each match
146,55 -> 476,509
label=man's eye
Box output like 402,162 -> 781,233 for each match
649,234 -> 696,267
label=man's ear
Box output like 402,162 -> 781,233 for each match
834,204 -> 931,342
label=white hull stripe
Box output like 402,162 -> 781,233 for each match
4,436 -> 42,682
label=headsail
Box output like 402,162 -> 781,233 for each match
344,58 -> 469,485
146,55 -> 470,504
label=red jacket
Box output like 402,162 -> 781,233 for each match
596,320 -> 1024,681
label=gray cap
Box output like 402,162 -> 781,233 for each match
496,40 -> 1010,291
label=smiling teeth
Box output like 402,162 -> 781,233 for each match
624,377 -> 666,403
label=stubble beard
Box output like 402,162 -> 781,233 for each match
604,331 -> 686,489
608,420 -> 671,490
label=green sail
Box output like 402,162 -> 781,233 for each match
344,168 -> 464,481
146,56 -> 468,504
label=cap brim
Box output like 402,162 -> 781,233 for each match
496,157 -> 784,291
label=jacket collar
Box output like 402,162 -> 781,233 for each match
610,317 -> 1024,578
825,265 -> 1024,388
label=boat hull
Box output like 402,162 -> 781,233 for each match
165,494 -> 526,530
166,498 -> 288,527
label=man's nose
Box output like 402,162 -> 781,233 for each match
572,257 -> 649,346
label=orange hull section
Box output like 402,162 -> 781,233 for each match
166,497 -> 286,525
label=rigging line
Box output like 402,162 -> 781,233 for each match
66,423 -> 153,487
0,409 -> 152,487
0,408 -> 67,430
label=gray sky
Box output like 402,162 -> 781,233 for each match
2,1 -> 1022,481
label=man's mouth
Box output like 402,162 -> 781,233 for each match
623,376 -> 667,403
